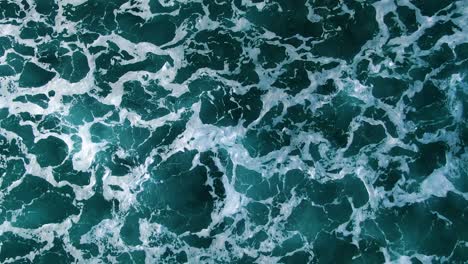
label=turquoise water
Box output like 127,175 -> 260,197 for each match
0,0 -> 467,263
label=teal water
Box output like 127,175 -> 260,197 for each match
0,0 -> 467,263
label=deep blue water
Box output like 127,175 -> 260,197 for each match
0,0 -> 467,263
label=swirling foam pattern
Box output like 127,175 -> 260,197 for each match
0,0 -> 467,263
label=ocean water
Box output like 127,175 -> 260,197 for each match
0,0 -> 467,263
